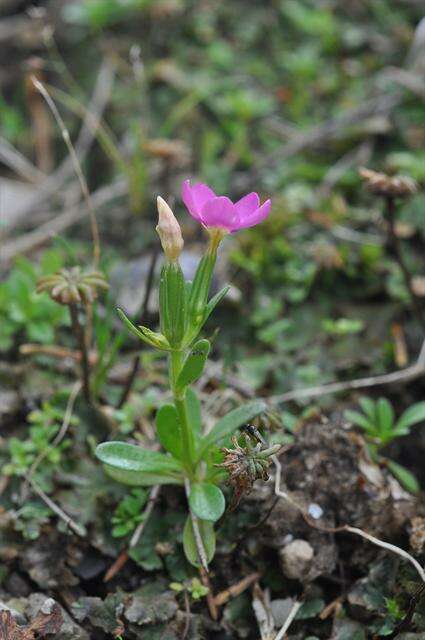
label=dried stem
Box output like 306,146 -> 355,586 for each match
343,526 -> 425,583
268,337 -> 425,404
23,382 -> 81,498
28,477 -> 86,538
130,484 -> 161,548
272,455 -> 425,583
182,589 -> 191,640
199,566 -> 218,621
104,484 -> 161,582
385,195 -> 425,331
183,480 -> 217,619
184,479 -> 208,572
69,304 -> 92,404
31,77 -> 101,267
274,600 -> 302,640
214,572 -> 261,606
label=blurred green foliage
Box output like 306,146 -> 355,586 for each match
0,251 -> 67,351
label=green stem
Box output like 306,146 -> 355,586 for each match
170,350 -> 196,475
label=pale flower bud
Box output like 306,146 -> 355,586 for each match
156,196 -> 184,261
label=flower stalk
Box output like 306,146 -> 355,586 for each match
68,303 -> 92,404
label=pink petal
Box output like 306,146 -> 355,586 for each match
181,179 -> 199,219
234,192 -> 260,221
200,196 -> 238,231
182,179 -> 216,221
237,199 -> 271,229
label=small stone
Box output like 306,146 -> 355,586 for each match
308,503 -> 324,519
412,275 -> 425,297
409,517 -> 425,555
40,598 -> 56,614
280,539 -> 314,581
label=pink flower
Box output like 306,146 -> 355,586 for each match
182,180 -> 271,232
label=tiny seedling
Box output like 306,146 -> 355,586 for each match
111,489 -> 148,537
96,183 -> 279,568
170,577 -> 209,601
345,397 -> 425,492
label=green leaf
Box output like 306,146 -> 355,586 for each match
197,400 -> 267,460
386,460 -> 420,494
203,285 -> 230,324
159,262 -> 186,346
176,339 -> 210,390
104,464 -> 183,486
188,252 -> 217,326
295,598 -> 325,619
186,388 -> 202,440
376,398 -> 394,434
395,401 -> 425,435
156,404 -> 182,459
96,441 -> 182,476
344,410 -> 375,433
117,308 -> 170,350
183,516 -> 216,567
359,397 -> 377,421
189,483 -> 225,522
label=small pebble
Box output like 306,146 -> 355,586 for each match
308,503 -> 324,519
41,598 -> 56,614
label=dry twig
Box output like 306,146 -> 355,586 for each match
274,600 -> 303,640
268,338 -> 425,404
1,178 -> 127,265
272,455 -> 425,583
7,59 -> 116,227
27,478 -> 86,538
103,484 -> 161,582
32,78 -> 101,267
24,381 -> 81,495
214,572 -> 261,606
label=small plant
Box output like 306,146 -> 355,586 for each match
170,577 -> 209,601
0,252 -> 68,352
345,397 -> 425,493
111,489 -> 148,537
3,398 -> 78,490
37,266 -> 109,404
96,181 -> 280,568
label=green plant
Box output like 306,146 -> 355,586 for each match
170,577 -> 209,601
12,502 -> 52,541
345,397 -> 425,493
111,489 -> 148,537
96,190 -> 279,568
0,253 -> 67,351
3,397 -> 78,490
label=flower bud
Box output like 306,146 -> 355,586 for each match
156,196 -> 184,261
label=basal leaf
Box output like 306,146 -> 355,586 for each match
395,401 -> 425,434
387,459 -> 419,494
104,465 -> 183,486
183,516 -> 216,567
96,441 -> 182,476
189,483 -> 225,522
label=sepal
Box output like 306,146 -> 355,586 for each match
117,307 -> 170,350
